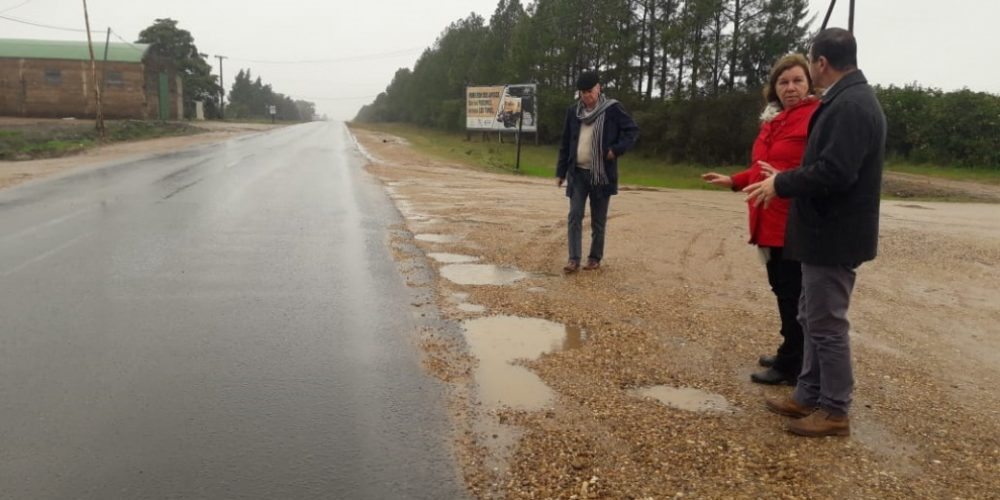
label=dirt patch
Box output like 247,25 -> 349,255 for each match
883,171 -> 1000,202
0,118 -> 282,190
353,126 -> 1000,499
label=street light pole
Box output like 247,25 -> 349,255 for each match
214,54 -> 227,120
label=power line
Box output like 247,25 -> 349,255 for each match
0,0 -> 38,14
109,29 -> 147,54
0,13 -> 94,33
228,47 -> 424,65
297,95 -> 380,101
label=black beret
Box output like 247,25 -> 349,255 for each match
576,71 -> 600,91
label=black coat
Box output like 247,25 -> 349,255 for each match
774,70 -> 887,266
556,101 -> 639,198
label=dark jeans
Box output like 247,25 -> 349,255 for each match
765,247 -> 803,376
792,262 -> 858,416
567,167 -> 610,262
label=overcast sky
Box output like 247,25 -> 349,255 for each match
2,0 -> 997,120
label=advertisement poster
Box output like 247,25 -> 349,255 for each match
466,84 -> 537,132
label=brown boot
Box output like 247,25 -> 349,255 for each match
786,409 -> 850,437
764,396 -> 815,418
563,260 -> 580,273
583,258 -> 601,270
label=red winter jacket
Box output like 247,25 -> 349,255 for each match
730,98 -> 819,248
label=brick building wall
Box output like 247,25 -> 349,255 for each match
0,57 -> 181,119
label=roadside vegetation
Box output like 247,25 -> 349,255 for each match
354,1 -> 999,173
350,122 -> 1000,192
351,122 -> 742,189
0,120 -> 201,161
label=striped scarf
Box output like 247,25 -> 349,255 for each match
576,94 -> 619,186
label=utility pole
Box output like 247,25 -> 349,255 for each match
82,0 -> 104,137
214,54 -> 227,120
100,27 -> 110,100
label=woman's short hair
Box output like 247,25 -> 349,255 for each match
763,53 -> 814,106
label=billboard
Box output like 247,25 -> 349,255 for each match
466,84 -> 538,132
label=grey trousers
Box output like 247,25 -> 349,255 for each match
567,168 -> 610,262
792,262 -> 858,416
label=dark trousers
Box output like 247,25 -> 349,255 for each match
567,167 -> 610,262
765,247 -> 803,376
792,263 -> 857,416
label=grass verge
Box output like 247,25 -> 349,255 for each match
350,122 -> 1000,202
886,161 -> 1000,185
349,122 -> 743,190
0,120 -> 203,161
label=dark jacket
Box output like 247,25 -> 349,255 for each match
556,101 -> 639,198
774,70 -> 887,266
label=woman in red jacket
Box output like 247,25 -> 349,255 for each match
702,54 -> 819,386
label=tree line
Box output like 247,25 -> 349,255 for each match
137,19 -> 315,122
226,69 -> 316,122
356,0 -> 999,168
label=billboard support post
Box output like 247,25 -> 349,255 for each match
515,112 -> 523,172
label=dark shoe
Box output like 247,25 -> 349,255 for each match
764,396 -> 815,418
786,409 -> 850,437
751,368 -> 796,386
582,258 -> 600,271
758,355 -> 776,368
563,260 -> 580,273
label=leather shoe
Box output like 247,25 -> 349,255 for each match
764,396 -> 815,418
583,258 -> 600,270
786,409 -> 850,437
751,368 -> 796,386
758,355 -> 776,368
563,260 -> 580,273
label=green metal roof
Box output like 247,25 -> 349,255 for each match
0,38 -> 149,63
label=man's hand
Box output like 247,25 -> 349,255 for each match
557,177 -> 565,188
758,161 -> 778,178
743,175 -> 778,208
606,149 -> 616,161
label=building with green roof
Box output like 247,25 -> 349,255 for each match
0,38 -> 182,120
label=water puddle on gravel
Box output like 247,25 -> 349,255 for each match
440,264 -> 526,285
632,386 -> 735,413
457,303 -> 486,313
427,253 -> 479,264
461,316 -> 585,472
462,315 -> 584,408
415,234 -> 460,244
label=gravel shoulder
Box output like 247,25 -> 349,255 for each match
352,126 -> 1000,499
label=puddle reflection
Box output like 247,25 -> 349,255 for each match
440,264 -> 526,285
632,386 -> 735,413
415,234 -> 459,243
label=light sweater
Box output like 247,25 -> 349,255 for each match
576,121 -> 595,169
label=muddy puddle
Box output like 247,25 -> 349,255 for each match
427,253 -> 479,264
462,316 -> 585,467
631,386 -> 735,413
415,234 -> 460,244
440,264 -> 527,286
457,303 -> 486,313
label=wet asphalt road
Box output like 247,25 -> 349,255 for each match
0,123 -> 466,499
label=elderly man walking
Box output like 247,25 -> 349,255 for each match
556,72 -> 639,273
744,28 -> 887,437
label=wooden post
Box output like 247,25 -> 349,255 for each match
515,113 -> 523,172
821,0 -> 837,30
849,0 -> 855,32
82,0 -> 105,137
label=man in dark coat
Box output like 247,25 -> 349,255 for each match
556,72 -> 639,273
744,28 -> 887,437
